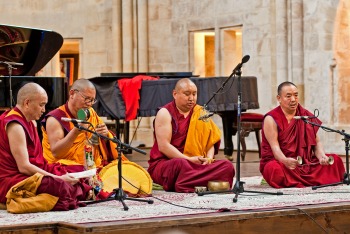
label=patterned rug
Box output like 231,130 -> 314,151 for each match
1,176 -> 350,226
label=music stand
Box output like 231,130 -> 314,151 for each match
198,55 -> 283,202
74,123 -> 154,211
300,119 -> 350,190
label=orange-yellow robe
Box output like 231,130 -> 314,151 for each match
41,103 -> 127,169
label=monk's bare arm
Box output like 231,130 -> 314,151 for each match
155,108 -> 201,164
7,122 -> 78,184
206,145 -> 214,159
263,115 -> 298,169
46,116 -> 81,159
314,135 -> 330,165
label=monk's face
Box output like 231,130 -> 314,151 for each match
173,82 -> 197,113
277,84 -> 298,112
70,88 -> 97,110
26,92 -> 48,121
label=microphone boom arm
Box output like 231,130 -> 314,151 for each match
203,55 -> 250,108
74,123 -> 146,155
301,118 -> 350,189
302,119 -> 350,139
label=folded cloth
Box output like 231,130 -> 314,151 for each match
6,173 -> 58,214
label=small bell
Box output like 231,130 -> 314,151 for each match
89,133 -> 100,145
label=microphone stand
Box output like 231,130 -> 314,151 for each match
74,123 -> 154,211
198,55 -> 283,202
300,119 -> 350,190
0,61 -> 21,108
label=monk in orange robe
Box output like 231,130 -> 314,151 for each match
260,81 -> 345,188
148,78 -> 235,193
41,79 -> 127,170
0,83 -> 91,213
41,79 -> 154,199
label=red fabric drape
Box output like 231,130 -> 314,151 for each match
118,75 -> 159,121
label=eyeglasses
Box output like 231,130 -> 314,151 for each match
74,89 -> 97,105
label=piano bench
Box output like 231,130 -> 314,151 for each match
233,112 -> 264,161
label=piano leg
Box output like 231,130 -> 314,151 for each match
218,111 -> 238,159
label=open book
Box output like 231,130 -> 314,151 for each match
68,168 -> 97,179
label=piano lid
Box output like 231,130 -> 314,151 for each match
0,24 -> 63,76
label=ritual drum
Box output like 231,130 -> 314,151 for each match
98,161 -> 153,197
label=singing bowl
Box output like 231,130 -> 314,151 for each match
194,186 -> 207,193
207,181 -> 230,192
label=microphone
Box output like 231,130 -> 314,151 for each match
293,116 -> 317,120
61,117 -> 90,124
233,55 -> 250,72
77,108 -> 90,121
198,112 -> 214,121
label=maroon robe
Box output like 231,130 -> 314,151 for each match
0,107 -> 91,210
260,105 -> 345,188
148,101 -> 235,193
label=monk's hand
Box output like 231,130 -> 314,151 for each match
283,158 -> 298,170
188,156 -> 204,164
60,173 -> 79,185
95,123 -> 108,137
319,156 -> 330,165
200,157 -> 215,165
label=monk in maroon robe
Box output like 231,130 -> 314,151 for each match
0,83 -> 91,212
260,81 -> 345,188
148,78 -> 235,193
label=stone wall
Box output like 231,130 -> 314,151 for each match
0,0 -> 348,153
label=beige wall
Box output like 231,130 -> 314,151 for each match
1,0 -> 348,153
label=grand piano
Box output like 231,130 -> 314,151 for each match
0,24 -> 67,114
0,24 -> 67,141
90,74 -> 260,156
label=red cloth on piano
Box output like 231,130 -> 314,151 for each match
260,105 -> 345,188
118,75 -> 159,121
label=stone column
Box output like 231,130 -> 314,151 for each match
137,0 -> 148,72
130,0 -> 154,147
122,0 -> 134,72
333,0 -> 350,124
275,0 -> 288,87
290,0 -> 304,105
112,0 -> 122,72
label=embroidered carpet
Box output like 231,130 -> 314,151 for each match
1,176 -> 350,226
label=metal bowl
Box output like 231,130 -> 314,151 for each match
207,180 -> 230,191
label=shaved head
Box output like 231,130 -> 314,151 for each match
15,82 -> 48,121
277,81 -> 297,95
17,82 -> 47,105
71,79 -> 95,91
174,78 -> 196,92
172,78 -> 197,114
